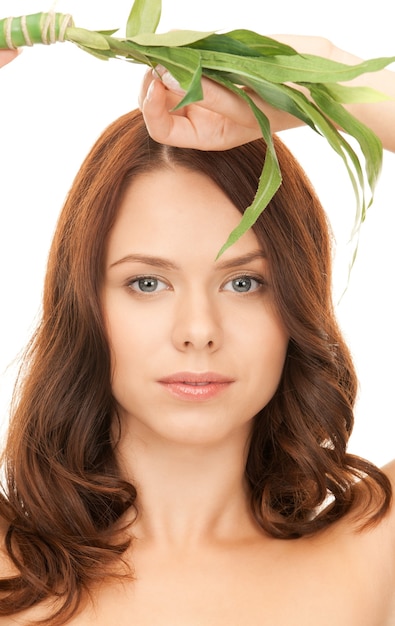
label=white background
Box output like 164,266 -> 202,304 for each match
0,0 -> 394,467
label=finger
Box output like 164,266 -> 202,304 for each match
0,49 -> 20,68
141,78 -> 198,146
141,72 -> 268,149
138,68 -> 155,109
143,65 -> 259,131
141,70 -> 262,148
160,69 -> 259,130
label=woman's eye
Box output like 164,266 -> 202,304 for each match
128,276 -> 168,293
223,275 -> 263,293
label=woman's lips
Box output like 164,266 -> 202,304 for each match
158,372 -> 234,401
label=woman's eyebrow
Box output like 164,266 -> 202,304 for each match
215,251 -> 267,270
109,254 -> 179,270
109,250 -> 266,271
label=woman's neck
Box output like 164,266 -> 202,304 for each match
115,428 -> 259,548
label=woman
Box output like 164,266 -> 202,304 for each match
0,39 -> 395,625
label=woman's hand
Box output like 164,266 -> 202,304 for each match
139,68 -> 260,150
0,49 -> 19,68
137,36 -> 333,150
138,65 -> 303,150
139,35 -> 395,153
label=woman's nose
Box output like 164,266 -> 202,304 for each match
171,289 -> 223,352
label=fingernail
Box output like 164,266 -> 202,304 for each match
154,65 -> 185,95
146,80 -> 155,102
162,71 -> 185,95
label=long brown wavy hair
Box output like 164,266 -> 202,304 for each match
0,109 -> 391,624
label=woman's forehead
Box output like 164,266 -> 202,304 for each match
107,166 -> 263,264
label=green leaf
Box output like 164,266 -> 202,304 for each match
72,44 -> 116,60
224,30 -> 297,57
104,36 -> 152,64
96,29 -> 119,36
285,86 -> 368,242
139,45 -> 202,91
189,33 -> 263,56
65,27 -> 110,50
312,82 -> 391,104
198,50 -> 395,84
308,83 -> 383,205
188,32 -> 295,57
219,71 -> 315,129
207,74 -> 282,257
106,36 -> 202,72
126,0 -> 161,37
126,29 -> 215,47
171,63 -> 203,108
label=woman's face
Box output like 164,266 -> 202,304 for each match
102,166 -> 289,448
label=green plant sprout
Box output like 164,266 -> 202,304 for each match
1,1 -> 394,259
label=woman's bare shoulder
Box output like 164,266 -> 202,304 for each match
348,458 -> 395,530
337,458 -> 395,567
374,458 -> 395,527
319,458 -> 395,561
381,458 -> 395,527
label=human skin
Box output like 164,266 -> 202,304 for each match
102,166 -> 289,456
98,165 -> 395,626
5,165 -> 395,626
139,35 -> 395,153
0,49 -> 19,67
1,40 -> 395,626
97,166 -> 395,626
